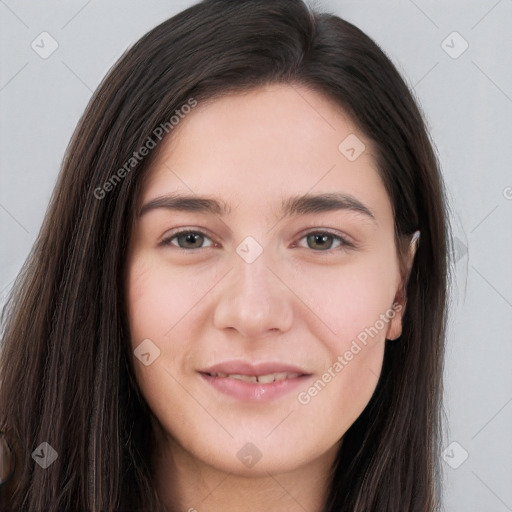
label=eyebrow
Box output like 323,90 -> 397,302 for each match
138,192 -> 375,221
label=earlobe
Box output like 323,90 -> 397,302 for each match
385,289 -> 407,341
386,230 -> 420,341
385,303 -> 404,341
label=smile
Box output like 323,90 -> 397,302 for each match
204,371 -> 301,383
199,364 -> 312,402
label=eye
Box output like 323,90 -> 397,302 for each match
159,228 -> 353,253
296,230 -> 353,252
160,229 -> 214,250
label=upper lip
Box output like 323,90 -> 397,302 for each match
198,360 -> 311,376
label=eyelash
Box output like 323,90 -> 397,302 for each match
159,228 -> 355,254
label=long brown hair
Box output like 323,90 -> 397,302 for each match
0,0 -> 450,510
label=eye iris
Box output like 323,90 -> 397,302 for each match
307,233 -> 333,250
178,232 -> 203,248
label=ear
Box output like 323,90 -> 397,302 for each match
385,231 -> 420,341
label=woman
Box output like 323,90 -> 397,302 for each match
0,0 -> 450,510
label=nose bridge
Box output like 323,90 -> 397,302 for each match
212,239 -> 293,337
235,248 -> 275,298
232,233 -> 278,293
231,242 -> 281,310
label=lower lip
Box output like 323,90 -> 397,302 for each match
199,373 -> 312,402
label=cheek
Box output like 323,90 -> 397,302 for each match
126,254 -> 224,403
292,273 -> 391,443
291,252 -> 397,417
296,337 -> 385,449
127,254 -> 216,346
293,253 -> 399,344
126,255 -> 208,430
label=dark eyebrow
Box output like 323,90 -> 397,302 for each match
281,192 -> 375,221
138,192 -> 375,221
139,194 -> 231,217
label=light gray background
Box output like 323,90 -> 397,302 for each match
1,1 -> 511,510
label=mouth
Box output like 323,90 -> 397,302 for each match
203,370 -> 305,383
198,361 -> 313,402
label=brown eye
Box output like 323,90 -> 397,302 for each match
161,230 -> 213,250
307,233 -> 336,250
298,231 -> 353,252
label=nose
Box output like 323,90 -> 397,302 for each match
212,249 -> 294,339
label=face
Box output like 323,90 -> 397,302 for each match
126,84 -> 410,477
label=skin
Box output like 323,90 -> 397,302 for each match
126,84 -> 417,512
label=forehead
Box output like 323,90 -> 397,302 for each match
139,84 -> 390,223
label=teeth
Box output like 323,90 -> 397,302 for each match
257,373 -> 275,384
208,372 -> 300,383
228,374 -> 258,383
